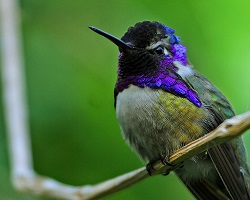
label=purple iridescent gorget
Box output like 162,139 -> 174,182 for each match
115,22 -> 202,107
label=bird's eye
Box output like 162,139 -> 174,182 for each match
155,46 -> 164,55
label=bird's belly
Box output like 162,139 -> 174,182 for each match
116,85 -> 210,162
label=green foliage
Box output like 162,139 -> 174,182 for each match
0,0 -> 249,199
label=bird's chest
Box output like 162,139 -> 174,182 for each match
116,85 -> 208,162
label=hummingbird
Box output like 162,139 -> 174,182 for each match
89,21 -> 250,199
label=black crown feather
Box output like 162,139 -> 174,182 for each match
121,21 -> 165,48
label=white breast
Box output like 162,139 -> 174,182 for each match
116,85 -> 164,161
116,85 -> 161,134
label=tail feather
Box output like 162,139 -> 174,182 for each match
176,175 -> 230,200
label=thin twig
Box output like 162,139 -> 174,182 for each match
1,1 -> 250,200
0,0 -> 35,187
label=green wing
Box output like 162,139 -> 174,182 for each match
184,69 -> 250,199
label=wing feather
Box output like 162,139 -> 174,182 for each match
183,70 -> 250,199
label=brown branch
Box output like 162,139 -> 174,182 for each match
84,112 -> 250,200
11,112 -> 250,200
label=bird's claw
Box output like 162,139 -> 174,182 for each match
146,157 -> 184,176
146,162 -> 156,176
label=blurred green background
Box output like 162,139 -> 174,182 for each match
0,0 -> 250,199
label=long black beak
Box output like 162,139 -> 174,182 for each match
88,26 -> 133,51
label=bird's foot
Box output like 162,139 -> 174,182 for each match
160,157 -> 174,175
146,161 -> 157,176
161,157 -> 175,166
161,157 -> 184,176
146,156 -> 183,176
